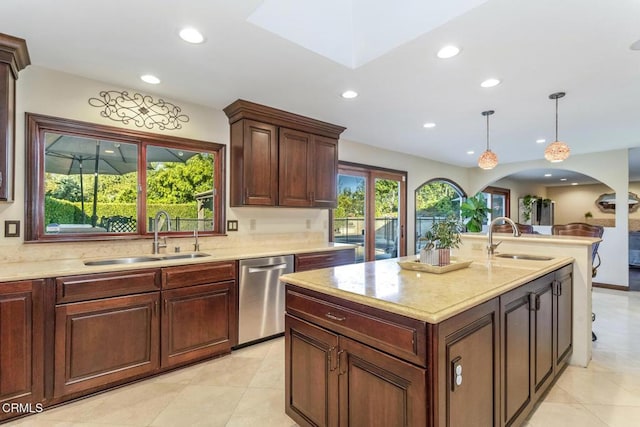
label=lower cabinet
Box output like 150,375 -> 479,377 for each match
0,280 -> 45,422
54,292 -> 160,398
294,249 -> 356,272
161,280 -> 235,369
436,298 -> 500,427
285,314 -> 426,427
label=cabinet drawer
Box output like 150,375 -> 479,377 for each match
162,261 -> 236,289
295,249 -> 355,272
56,269 -> 161,304
286,286 -> 427,366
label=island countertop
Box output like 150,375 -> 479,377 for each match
280,253 -> 573,324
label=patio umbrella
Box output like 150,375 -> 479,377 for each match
44,133 -> 198,227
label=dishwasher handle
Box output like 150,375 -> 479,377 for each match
247,263 -> 288,273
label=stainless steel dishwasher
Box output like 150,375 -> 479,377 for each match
238,255 -> 293,345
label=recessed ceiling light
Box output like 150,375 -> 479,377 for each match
560,178 -> 567,181
480,78 -> 501,88
466,150 -> 475,155
179,27 -> 205,44
423,122 -> 436,128
140,74 -> 160,84
631,38 -> 640,50
571,182 -> 578,186
536,139 -> 546,144
544,173 -> 552,177
104,149 -> 115,154
437,45 -> 460,59
341,90 -> 358,99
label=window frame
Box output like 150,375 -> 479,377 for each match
25,113 -> 225,242
482,185 -> 511,220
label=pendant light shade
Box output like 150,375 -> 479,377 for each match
478,110 -> 498,169
544,92 -> 570,162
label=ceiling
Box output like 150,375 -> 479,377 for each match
2,0 -> 640,182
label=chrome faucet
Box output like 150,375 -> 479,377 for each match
193,228 -> 200,252
487,216 -> 521,256
152,210 -> 171,254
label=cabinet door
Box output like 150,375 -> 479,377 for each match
555,266 -> 573,367
161,281 -> 235,369
279,127 -> 313,207
285,314 -> 339,427
230,119 -> 278,206
437,298 -> 499,427
0,280 -> 44,421
338,335 -> 427,427
500,284 -> 533,426
54,293 -> 160,398
531,275 -> 555,398
310,135 -> 338,208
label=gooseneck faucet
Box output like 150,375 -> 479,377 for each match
152,210 -> 171,254
193,228 -> 200,252
487,216 -> 521,256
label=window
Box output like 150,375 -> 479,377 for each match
482,186 -> 510,221
25,114 -> 225,241
332,162 -> 407,263
415,179 -> 465,252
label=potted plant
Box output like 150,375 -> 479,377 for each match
584,211 -> 593,222
461,194 -> 490,232
421,215 -> 462,266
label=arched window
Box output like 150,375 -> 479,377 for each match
415,179 -> 465,252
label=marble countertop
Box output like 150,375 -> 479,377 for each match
280,253 -> 573,324
0,242 -> 355,283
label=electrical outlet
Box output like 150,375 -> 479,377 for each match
250,219 -> 256,231
306,219 -> 311,229
472,242 -> 483,251
227,220 -> 238,231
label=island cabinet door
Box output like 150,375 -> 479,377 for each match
338,336 -> 427,427
54,292 -> 160,398
285,314 -> 339,427
554,265 -> 573,368
436,298 -> 500,427
530,275 -> 555,399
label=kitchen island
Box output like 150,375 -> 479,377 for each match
281,253 -> 574,427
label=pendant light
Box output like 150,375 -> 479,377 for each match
478,110 -> 498,169
544,92 -> 570,162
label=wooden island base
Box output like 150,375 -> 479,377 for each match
283,261 -> 573,427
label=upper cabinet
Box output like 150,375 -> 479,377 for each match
223,99 -> 345,208
0,33 -> 30,202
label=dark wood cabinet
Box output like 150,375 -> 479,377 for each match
279,128 -> 338,208
54,292 -> 160,398
436,298 -> 500,427
161,280 -> 235,369
0,280 -> 44,421
294,249 -> 356,272
0,34 -> 30,202
500,267 -> 572,427
285,314 -> 426,427
229,119 -> 278,206
224,99 -> 345,208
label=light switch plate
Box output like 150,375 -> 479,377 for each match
227,220 -> 238,231
4,220 -> 20,238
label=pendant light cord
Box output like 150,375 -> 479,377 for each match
486,113 -> 490,151
555,96 -> 559,141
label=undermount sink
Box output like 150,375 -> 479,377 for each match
495,253 -> 553,261
83,253 -> 210,266
84,256 -> 162,266
161,253 -> 210,260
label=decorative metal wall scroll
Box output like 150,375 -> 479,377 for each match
88,90 -> 189,130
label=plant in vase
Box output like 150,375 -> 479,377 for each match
584,211 -> 593,222
460,193 -> 490,232
421,215 -> 462,266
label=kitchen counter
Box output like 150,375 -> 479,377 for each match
0,242 -> 355,283
280,253 -> 573,324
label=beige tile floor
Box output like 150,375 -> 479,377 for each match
5,288 -> 640,427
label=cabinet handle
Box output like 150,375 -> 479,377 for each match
528,293 -> 539,311
338,349 -> 347,375
164,299 -> 168,311
328,346 -> 338,371
325,312 -> 346,322
153,300 -> 158,317
245,187 -> 249,200
553,280 -> 562,296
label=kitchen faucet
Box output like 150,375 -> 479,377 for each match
487,216 -> 521,256
193,228 -> 200,252
152,210 -> 171,254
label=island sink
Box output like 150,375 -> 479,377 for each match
495,253 -> 553,261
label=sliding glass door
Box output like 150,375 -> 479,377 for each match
332,163 -> 406,263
